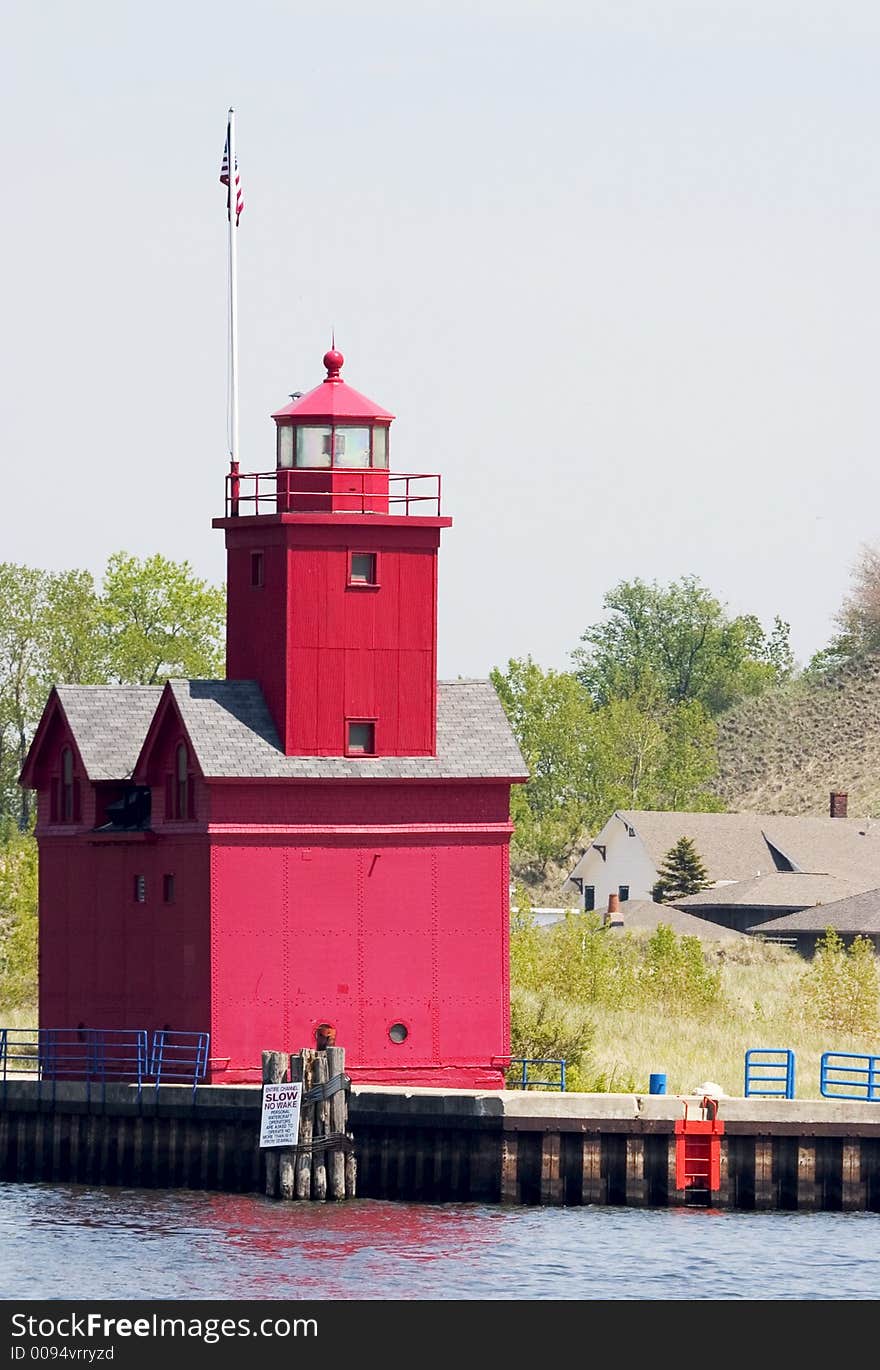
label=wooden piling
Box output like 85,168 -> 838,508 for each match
261,1049 -> 288,1199
294,1049 -> 315,1200
311,1051 -> 328,1201
279,1054 -> 300,1200
327,1046 -> 346,1200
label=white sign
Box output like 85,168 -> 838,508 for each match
259,1082 -> 302,1149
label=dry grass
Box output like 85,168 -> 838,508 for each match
714,655 -> 880,816
0,1003 -> 37,1030
586,939 -> 878,1098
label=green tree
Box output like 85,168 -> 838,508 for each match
491,658 -> 599,875
493,659 -> 724,879
573,575 -> 792,715
100,551 -> 226,684
0,552 -> 227,827
0,565 -> 105,828
652,836 -> 711,903
591,694 -> 722,813
652,698 -> 725,811
807,542 -> 880,675
0,825 -> 38,1009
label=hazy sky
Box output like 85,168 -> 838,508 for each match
3,1 -> 879,679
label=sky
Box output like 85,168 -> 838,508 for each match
2,1 -> 880,679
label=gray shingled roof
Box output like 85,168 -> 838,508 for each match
55,685 -> 163,781
611,900 -> 747,941
751,887 -> 880,935
674,871 -> 860,911
613,810 -> 785,882
53,679 -> 526,783
612,810 -> 880,893
166,678 -> 527,780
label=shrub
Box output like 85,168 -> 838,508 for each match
543,912 -> 638,1008
636,925 -> 722,1014
801,928 -> 880,1035
508,987 -> 595,1089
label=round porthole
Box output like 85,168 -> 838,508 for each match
388,1022 -> 408,1044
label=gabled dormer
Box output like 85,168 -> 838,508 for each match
20,685 -> 162,834
133,682 -> 202,827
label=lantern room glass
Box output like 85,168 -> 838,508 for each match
284,423 -> 390,470
295,426 -> 332,467
333,427 -> 370,468
277,426 -> 294,468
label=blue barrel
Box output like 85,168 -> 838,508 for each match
649,1072 -> 667,1095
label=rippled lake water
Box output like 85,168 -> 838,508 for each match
0,1183 -> 877,1300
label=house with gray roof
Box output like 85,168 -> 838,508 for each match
562,804 -> 880,931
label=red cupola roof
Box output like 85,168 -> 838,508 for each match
271,346 -> 395,423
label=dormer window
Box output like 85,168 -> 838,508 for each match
165,742 -> 195,821
62,747 -> 75,821
176,743 -> 190,820
51,746 -> 81,824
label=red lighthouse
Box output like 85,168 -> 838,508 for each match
21,347 -> 527,1088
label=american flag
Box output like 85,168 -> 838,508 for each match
220,124 -> 244,225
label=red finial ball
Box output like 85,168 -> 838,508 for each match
323,347 -> 344,378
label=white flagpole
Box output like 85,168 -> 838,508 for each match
227,107 -> 240,468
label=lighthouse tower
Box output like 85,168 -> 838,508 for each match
218,346 -> 446,758
21,346 -> 527,1088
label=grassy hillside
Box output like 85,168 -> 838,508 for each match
713,656 -> 880,818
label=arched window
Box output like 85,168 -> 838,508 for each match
61,746 -> 75,822
176,743 -> 189,821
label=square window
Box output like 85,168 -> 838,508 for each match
251,551 -> 264,588
133,875 -> 146,904
347,721 -> 375,755
349,552 -> 377,586
163,874 -> 175,904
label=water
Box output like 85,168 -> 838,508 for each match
0,1183 -> 877,1300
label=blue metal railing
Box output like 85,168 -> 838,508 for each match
149,1030 -> 210,1098
744,1048 -> 796,1099
819,1051 -> 880,1101
0,1027 -> 209,1102
0,1027 -> 148,1102
500,1057 -> 567,1091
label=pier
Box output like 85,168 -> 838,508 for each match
1,1082 -> 879,1211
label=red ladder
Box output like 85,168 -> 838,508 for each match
674,1096 -> 725,1199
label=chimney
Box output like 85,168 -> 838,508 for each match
830,791 -> 848,819
604,892 -> 622,927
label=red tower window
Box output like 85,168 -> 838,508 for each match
250,551 -> 264,588
133,875 -> 146,903
348,552 -> 378,586
346,721 -> 376,755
